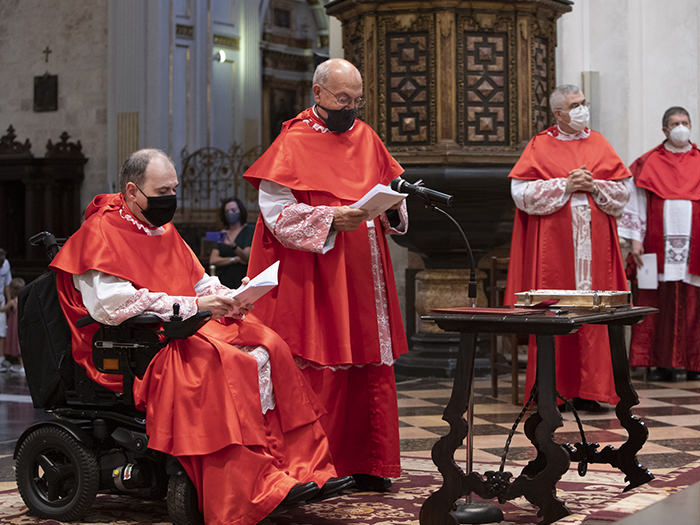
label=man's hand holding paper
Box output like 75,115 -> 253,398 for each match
348,183 -> 406,221
332,206 -> 369,231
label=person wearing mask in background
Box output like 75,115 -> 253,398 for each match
505,84 -> 631,412
209,197 -> 255,288
0,248 -> 13,372
619,107 -> 700,382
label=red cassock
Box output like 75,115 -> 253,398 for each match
49,193 -> 335,525
244,108 -> 409,477
628,143 -> 700,370
504,128 -> 629,404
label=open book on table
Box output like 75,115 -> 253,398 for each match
349,183 -> 406,221
231,260 -> 279,305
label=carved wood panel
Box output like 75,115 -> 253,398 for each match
377,14 -> 436,150
532,36 -> 549,133
386,32 -> 430,145
463,32 -> 509,145
457,13 -> 517,149
342,16 -> 364,74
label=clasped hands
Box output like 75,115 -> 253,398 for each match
566,165 -> 599,196
197,277 -> 254,320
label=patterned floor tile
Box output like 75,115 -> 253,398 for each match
633,405 -> 700,416
398,405 -> 447,416
651,438 -> 700,452
397,397 -> 440,408
398,426 -> 441,439
395,375 -> 700,491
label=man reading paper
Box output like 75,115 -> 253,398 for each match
244,58 -> 409,491
50,149 -> 339,524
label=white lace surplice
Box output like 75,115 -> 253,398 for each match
511,128 -> 630,290
259,179 -> 408,369
617,141 -> 700,286
71,208 -> 276,414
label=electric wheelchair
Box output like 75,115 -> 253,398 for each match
14,232 -> 212,524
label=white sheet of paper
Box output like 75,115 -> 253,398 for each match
637,253 -> 658,290
231,260 -> 279,304
349,184 -> 406,221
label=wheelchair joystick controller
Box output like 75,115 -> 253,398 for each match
170,303 -> 182,322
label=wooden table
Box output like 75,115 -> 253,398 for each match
418,306 -> 657,525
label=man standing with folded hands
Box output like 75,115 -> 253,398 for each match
505,84 -> 631,412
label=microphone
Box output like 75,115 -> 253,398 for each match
391,177 -> 454,207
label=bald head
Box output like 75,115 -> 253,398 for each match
312,58 -> 361,87
312,59 -> 364,118
119,149 -> 174,194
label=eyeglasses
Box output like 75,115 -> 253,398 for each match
319,84 -> 365,109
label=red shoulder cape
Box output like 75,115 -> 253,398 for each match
244,108 -> 409,366
505,129 -> 629,303
631,143 -> 700,276
244,107 -> 403,197
509,127 -> 631,182
49,194 -> 322,455
631,143 -> 700,200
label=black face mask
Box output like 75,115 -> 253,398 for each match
316,104 -> 357,133
135,185 -> 177,227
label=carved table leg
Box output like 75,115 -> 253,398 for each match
607,324 -> 654,490
508,334 -> 570,525
420,333 -> 475,525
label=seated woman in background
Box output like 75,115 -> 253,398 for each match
209,197 -> 255,288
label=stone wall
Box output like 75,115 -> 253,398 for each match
557,0 -> 700,164
0,0 -> 108,208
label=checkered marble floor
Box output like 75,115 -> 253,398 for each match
396,373 -> 700,476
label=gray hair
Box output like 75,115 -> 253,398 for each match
549,84 -> 582,112
312,60 -> 332,86
119,149 -> 173,194
662,106 -> 691,128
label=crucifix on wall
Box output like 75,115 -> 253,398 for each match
34,45 -> 58,112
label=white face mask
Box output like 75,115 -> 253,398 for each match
567,105 -> 590,132
669,125 -> 691,147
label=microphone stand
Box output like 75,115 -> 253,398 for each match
427,204 -> 477,307
420,198 -> 504,524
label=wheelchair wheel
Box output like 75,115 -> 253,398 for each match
15,425 -> 99,521
167,471 -> 204,525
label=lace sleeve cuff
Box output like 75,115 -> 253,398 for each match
379,200 -> 408,235
593,179 -> 630,216
73,270 -> 199,325
274,203 -> 335,253
514,178 -> 570,215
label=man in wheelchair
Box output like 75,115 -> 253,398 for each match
43,148 -> 340,524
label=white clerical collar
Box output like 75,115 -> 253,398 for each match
549,125 -> 591,141
664,140 -> 692,153
119,207 -> 165,236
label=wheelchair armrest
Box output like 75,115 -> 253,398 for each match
77,313 -> 162,328
76,315 -> 96,328
162,311 -> 212,340
120,314 -> 162,326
